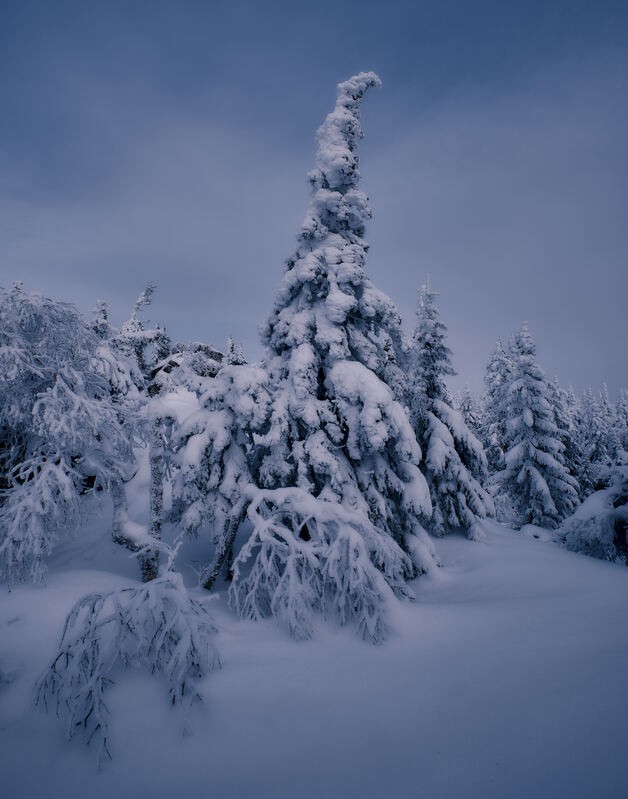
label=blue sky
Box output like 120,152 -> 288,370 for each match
1,0 -> 626,395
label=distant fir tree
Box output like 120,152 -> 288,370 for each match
494,324 -> 579,528
457,385 -> 482,439
225,336 -> 246,366
618,388 -> 628,454
549,378 -> 584,501
597,383 -> 622,464
578,385 -> 621,491
407,282 -> 492,538
481,339 -> 513,475
227,73 -> 434,642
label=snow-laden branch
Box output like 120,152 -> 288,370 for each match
230,487 -> 413,643
36,572 -> 219,766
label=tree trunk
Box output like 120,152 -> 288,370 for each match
143,417 -> 164,582
200,500 -> 247,591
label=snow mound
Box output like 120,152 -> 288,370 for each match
557,464 -> 628,562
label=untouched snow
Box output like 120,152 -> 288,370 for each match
1,520 -> 627,799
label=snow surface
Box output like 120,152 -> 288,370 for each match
1,517 -> 627,798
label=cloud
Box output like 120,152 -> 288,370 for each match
362,52 -> 628,395
0,16 -> 626,397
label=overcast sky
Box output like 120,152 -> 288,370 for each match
1,0 -> 626,396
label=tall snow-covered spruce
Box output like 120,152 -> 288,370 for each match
407,282 -> 493,538
229,73 -> 434,642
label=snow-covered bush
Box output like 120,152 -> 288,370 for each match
36,572 -> 219,765
557,463 -> 628,562
0,284 -> 132,583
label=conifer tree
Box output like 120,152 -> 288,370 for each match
407,282 -> 492,537
549,378 -> 584,500
481,339 -> 513,475
171,361 -> 271,590
618,388 -> 628,454
495,324 -> 579,528
579,385 -> 621,491
228,73 -> 434,641
457,385 -> 482,439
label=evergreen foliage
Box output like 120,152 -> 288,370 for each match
228,73 -> 434,640
171,362 -> 271,589
494,324 -> 579,528
549,378 -> 584,500
407,283 -> 492,537
481,339 -> 513,475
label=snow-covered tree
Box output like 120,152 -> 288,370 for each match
171,362 -> 271,589
597,384 -> 622,464
0,284 -> 132,583
618,388 -> 628,454
227,73 -> 434,641
481,339 -> 513,475
578,385 -> 621,492
457,385 -> 482,439
407,283 -> 492,537
494,324 -> 579,528
549,378 -> 584,500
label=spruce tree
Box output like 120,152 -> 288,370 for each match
579,385 -> 621,491
407,282 -> 492,537
229,73 -> 434,641
495,324 -> 579,528
457,385 -> 482,439
170,360 -> 271,590
549,377 -> 584,501
481,339 -> 513,475
618,388 -> 628,455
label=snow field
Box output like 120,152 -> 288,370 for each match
1,521 -> 627,799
